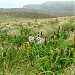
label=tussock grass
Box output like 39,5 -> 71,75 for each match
0,12 -> 75,75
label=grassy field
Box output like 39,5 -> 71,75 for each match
0,12 -> 75,75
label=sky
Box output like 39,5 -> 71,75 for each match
0,0 -> 74,8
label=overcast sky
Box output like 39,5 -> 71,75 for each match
0,0 -> 74,8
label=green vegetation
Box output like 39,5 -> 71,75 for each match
0,12 -> 75,75
0,11 -> 53,19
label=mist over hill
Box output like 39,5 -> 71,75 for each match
23,1 -> 75,16
0,1 -> 74,18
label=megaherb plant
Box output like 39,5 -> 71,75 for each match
0,26 -> 75,75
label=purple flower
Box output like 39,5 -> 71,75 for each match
36,37 -> 44,44
38,40 -> 42,44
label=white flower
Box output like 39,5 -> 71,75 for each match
36,37 -> 41,41
28,36 -> 34,42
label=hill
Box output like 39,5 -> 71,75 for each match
23,1 -> 75,16
0,10 -> 54,19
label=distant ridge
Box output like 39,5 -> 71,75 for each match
0,1 -> 74,18
23,1 -> 75,16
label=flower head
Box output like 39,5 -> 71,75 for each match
36,37 -> 41,41
36,37 -> 44,44
37,40 -> 42,44
28,36 -> 34,42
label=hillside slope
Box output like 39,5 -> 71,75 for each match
23,1 -> 75,16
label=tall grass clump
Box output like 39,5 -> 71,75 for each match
0,16 -> 75,75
